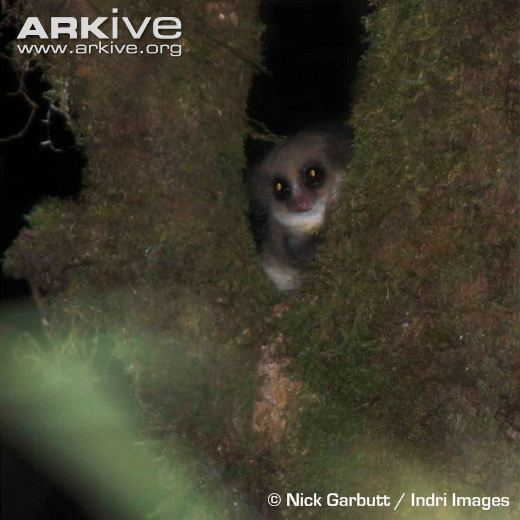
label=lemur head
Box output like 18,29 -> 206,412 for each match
251,128 -> 353,233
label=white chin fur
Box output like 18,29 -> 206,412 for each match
261,261 -> 300,291
273,200 -> 325,233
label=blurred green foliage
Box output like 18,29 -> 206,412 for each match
0,336 -> 258,519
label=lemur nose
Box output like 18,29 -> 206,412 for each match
292,194 -> 314,212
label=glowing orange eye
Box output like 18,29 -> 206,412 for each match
304,166 -> 325,188
273,178 -> 291,200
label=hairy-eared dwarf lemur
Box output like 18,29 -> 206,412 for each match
249,126 -> 353,290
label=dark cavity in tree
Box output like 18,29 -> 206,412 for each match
246,0 -> 371,243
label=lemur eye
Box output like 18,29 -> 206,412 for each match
303,165 -> 326,188
273,178 -> 291,201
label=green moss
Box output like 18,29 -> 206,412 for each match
269,0 -> 519,506
4,0 -> 272,498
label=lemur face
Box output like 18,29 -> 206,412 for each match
249,126 -> 353,291
271,160 -> 332,230
253,131 -> 348,233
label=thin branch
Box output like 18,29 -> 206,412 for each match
248,118 -> 285,143
0,55 -> 40,144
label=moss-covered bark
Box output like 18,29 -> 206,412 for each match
4,0 -> 274,505
272,0 -> 519,515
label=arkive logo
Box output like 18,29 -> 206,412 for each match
16,8 -> 183,58
17,8 -> 182,40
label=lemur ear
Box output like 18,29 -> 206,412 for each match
325,123 -> 354,169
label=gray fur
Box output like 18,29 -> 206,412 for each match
249,127 -> 353,291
